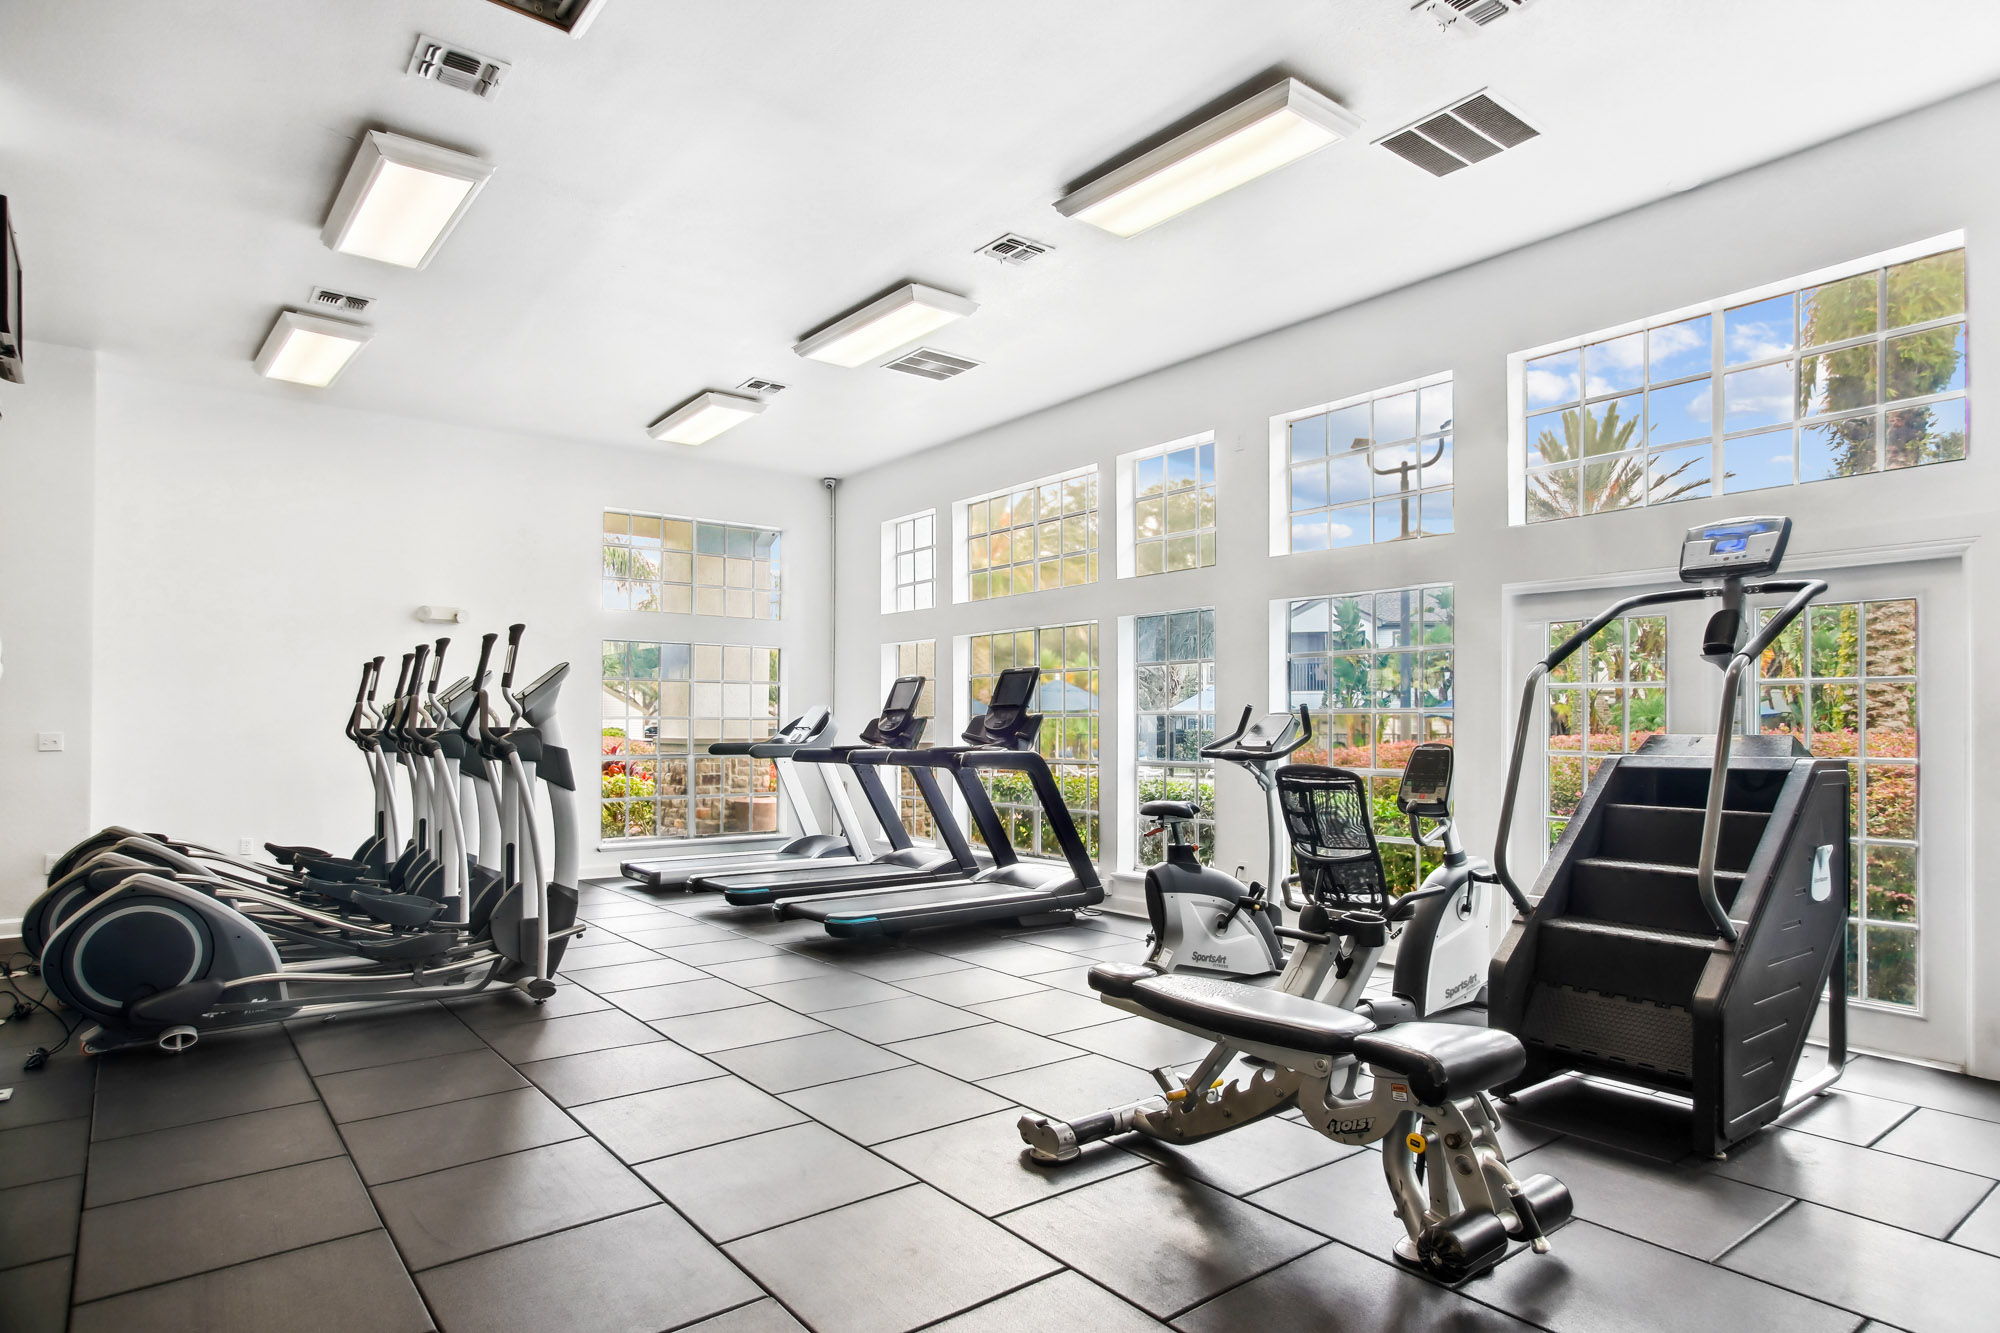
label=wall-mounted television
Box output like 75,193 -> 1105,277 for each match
0,196 -> 21,384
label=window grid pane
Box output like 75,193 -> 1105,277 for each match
964,468 -> 1100,602
603,509 -> 782,620
1520,246 -> 1966,525
886,511 -> 938,613
1541,615 -> 1670,852
1752,598 -> 1920,1009
1132,439 -> 1218,577
888,639 -> 939,839
1285,378 -> 1453,554
1284,585 -> 1453,894
1133,608 -> 1216,867
966,622 -> 1099,860
601,638 -> 782,843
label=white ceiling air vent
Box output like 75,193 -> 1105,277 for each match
976,233 -> 1054,266
308,286 -> 374,316
407,36 -> 510,100
1379,91 -> 1539,177
482,0 -> 610,36
883,348 -> 980,381
1410,0 -> 1533,33
737,377 -> 788,395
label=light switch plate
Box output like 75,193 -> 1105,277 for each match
37,732 -> 63,752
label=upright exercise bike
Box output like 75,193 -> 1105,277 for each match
1139,707 -> 1310,978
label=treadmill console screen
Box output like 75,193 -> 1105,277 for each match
1238,712 -> 1301,751
1679,516 -> 1790,582
883,677 -> 923,715
988,666 -> 1037,711
1397,742 -> 1453,817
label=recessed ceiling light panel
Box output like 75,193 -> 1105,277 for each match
648,390 -> 766,446
254,309 -> 371,387
1055,78 -> 1361,237
321,131 -> 495,269
793,284 -> 978,368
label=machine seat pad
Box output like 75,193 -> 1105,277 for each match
1348,1023 -> 1526,1106
1090,965 -> 1374,1054
1140,800 -> 1202,820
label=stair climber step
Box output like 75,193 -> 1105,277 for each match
1533,917 -> 1717,1006
1568,858 -> 1745,935
1523,981 -> 1695,1084
1598,803 -> 1767,872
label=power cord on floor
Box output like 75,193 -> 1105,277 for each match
2,954 -> 81,1070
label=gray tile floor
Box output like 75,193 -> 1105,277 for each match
4,876 -> 1998,1332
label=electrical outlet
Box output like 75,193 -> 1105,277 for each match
240,838 -> 257,855
36,732 -> 63,752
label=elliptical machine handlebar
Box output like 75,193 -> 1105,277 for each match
461,633 -> 500,747
1199,704 -> 1313,764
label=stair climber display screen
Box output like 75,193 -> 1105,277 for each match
1679,516 -> 1790,580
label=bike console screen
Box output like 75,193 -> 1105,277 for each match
1397,742 -> 1453,818
1679,516 -> 1791,582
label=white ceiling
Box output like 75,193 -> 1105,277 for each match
5,0 -> 1999,475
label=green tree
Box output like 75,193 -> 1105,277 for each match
1801,254 -> 1966,473
1526,401 -> 1704,520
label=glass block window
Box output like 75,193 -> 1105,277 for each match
886,639 -> 939,840
1753,599 -> 1920,1008
967,622 -> 1099,858
1519,243 -> 1967,523
1132,436 -> 1217,576
1285,585 -> 1453,893
1284,376 -> 1453,552
1134,608 -> 1216,867
887,511 -> 937,613
965,467 -> 1099,601
600,640 -> 782,843
1543,616 -> 1668,846
602,510 -> 782,619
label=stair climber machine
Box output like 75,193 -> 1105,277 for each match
1139,707 -> 1313,978
1486,516 -> 1849,1157
1019,748 -> 1571,1283
619,705 -> 875,890
701,676 -> 983,903
29,624 -> 585,1055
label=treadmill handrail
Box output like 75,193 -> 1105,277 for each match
951,749 -> 1098,888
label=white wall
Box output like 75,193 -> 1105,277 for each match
831,82 -> 2000,1074
0,342 -> 96,926
78,362 -> 831,909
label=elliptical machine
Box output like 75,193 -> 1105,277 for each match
1139,706 -> 1310,977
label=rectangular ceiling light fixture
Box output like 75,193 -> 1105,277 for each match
321,130 -> 495,269
648,390 -> 766,446
1055,78 -> 1361,237
254,309 -> 372,387
793,283 -> 978,368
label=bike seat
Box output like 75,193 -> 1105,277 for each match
1140,800 -> 1202,820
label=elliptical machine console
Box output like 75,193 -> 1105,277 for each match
1140,706 -> 1310,977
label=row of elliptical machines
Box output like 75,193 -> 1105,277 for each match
23,624 -> 583,1056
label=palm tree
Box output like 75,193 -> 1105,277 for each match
1526,401 -> 1707,521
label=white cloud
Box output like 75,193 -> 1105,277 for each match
1329,520 -> 1356,540
1526,369 -> 1577,406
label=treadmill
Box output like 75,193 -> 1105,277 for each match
618,705 -> 874,890
695,676 -> 987,904
779,665 -> 1104,938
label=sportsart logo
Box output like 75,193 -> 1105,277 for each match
1191,951 -> 1228,966
1444,974 -> 1480,1002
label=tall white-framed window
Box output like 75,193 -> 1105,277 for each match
1131,608 -> 1215,866
1283,584 -> 1453,893
603,510 -> 782,620
1272,374 -> 1453,555
1511,234 -> 1968,524
600,640 -> 781,842
966,621 -> 1100,858
1118,433 -> 1216,578
882,639 -> 939,839
1752,598 -> 1921,1008
881,510 -> 937,613
958,466 -> 1099,602
1543,616 -> 1669,846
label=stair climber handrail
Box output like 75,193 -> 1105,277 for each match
1492,588 -> 1710,918
1695,578 -> 1827,945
